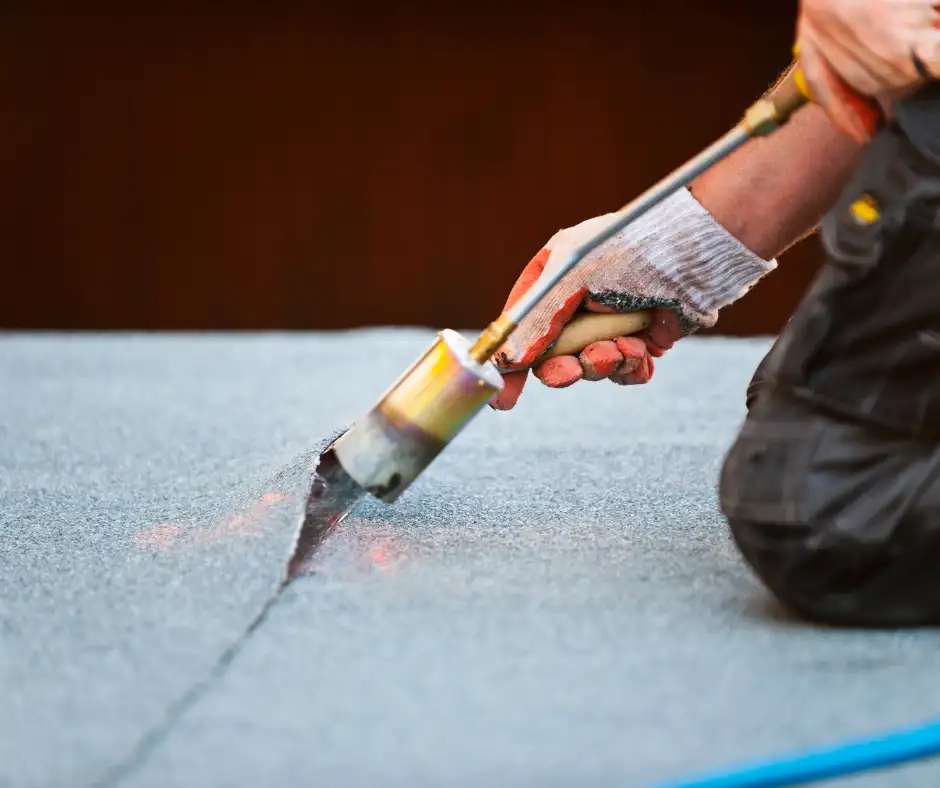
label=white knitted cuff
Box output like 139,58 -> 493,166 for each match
623,186 -> 777,319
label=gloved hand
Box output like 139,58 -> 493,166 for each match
797,0 -> 940,142
490,187 -> 777,410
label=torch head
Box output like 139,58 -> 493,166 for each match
330,329 -> 504,503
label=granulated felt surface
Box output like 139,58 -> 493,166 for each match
3,331 -> 940,788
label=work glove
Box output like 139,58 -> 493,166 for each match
490,187 -> 777,411
797,0 -> 940,142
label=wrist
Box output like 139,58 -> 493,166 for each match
622,186 -> 777,325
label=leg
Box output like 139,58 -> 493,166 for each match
721,391 -> 940,627
720,87 -> 940,627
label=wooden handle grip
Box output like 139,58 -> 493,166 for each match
536,311 -> 653,362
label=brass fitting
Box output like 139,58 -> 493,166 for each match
742,98 -> 785,137
468,313 -> 517,365
743,62 -> 812,137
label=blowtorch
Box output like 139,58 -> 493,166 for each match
286,63 -> 817,580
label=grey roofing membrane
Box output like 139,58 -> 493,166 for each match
2,330 -> 940,788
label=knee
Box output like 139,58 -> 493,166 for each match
718,416 -> 938,628
724,514 -> 873,627
717,431 -> 843,624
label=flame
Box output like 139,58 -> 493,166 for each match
134,491 -> 293,551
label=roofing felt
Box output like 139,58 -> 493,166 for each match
2,330 -> 939,788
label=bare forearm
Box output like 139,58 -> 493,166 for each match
689,99 -> 864,261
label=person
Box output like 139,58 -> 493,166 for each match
491,0 -> 940,627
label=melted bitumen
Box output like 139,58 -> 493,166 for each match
285,446 -> 367,581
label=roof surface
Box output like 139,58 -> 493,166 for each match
3,331 -> 939,788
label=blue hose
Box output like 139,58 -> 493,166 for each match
652,717 -> 940,787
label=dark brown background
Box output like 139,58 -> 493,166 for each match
1,2 -> 824,334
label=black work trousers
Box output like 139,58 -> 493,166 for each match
719,85 -> 940,628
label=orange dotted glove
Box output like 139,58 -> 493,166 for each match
490,188 -> 777,411
491,247 -> 681,411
